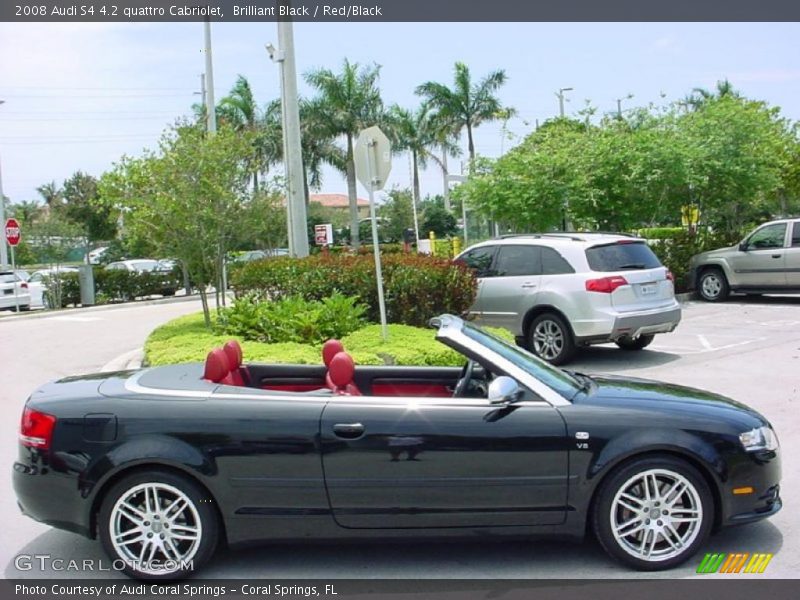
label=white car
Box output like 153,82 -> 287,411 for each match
0,270 -> 31,311
88,246 -> 109,265
106,259 -> 162,273
27,267 -> 80,308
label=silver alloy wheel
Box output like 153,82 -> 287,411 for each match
533,319 -> 564,360
110,482 -> 202,575
701,273 -> 722,299
610,468 -> 703,562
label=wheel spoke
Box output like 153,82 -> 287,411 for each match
164,538 -> 182,561
165,498 -> 188,520
169,523 -> 199,536
637,530 -> 650,556
138,539 -> 151,563
664,481 -> 687,505
663,524 -> 683,550
615,516 -> 644,537
119,502 -> 146,525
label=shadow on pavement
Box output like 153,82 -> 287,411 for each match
570,346 -> 681,373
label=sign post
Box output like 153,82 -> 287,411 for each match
354,126 -> 392,341
5,218 -> 21,312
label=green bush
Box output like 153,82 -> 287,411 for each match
215,292 -> 368,344
145,312 -> 511,368
637,226 -> 685,240
649,229 -> 743,292
230,253 -> 477,327
40,267 -> 181,308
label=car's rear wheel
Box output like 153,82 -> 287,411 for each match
527,312 -> 576,365
99,470 -> 219,580
593,456 -> 713,571
615,334 -> 654,351
698,268 -> 729,302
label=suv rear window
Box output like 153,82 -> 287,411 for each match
0,273 -> 19,283
585,242 -> 662,272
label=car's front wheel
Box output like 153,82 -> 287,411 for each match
615,335 -> 654,351
527,312 -> 576,365
698,268 -> 729,302
593,456 -> 713,570
99,470 -> 219,580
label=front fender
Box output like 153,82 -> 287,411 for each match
694,258 -> 735,287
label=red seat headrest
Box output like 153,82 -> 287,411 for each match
329,352 -> 355,388
322,339 -> 344,367
223,339 -> 243,369
203,348 -> 230,383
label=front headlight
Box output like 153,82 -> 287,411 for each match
740,426 -> 779,452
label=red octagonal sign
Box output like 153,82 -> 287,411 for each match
5,218 -> 21,246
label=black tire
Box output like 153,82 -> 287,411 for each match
527,312 -> 576,365
615,334 -> 654,351
592,456 -> 714,571
161,289 -> 176,297
698,268 -> 729,302
98,469 -> 219,580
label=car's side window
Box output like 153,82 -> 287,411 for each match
30,273 -> 42,283
792,222 -> 800,248
541,247 -> 575,275
747,223 -> 787,250
459,246 -> 497,278
494,245 -> 542,277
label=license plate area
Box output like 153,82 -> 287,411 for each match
639,283 -> 657,296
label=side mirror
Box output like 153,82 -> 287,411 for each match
739,242 -> 749,252
488,376 -> 523,405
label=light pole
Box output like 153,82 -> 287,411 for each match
203,20 -> 217,134
0,99 -> 8,269
616,94 -> 633,119
556,87 -> 573,118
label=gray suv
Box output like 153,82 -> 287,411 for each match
690,218 -> 800,302
455,233 -> 681,364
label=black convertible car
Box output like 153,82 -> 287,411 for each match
14,315 -> 781,579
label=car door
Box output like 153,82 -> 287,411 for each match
27,272 -> 45,306
786,221 -> 800,288
729,223 -> 788,288
320,391 -> 568,529
476,245 -> 543,331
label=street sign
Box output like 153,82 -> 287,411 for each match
314,223 -> 333,246
354,126 -> 392,191
4,218 -> 21,246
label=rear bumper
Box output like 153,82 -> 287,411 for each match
0,293 -> 31,308
574,304 -> 681,343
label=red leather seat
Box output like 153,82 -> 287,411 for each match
322,339 -> 344,388
223,340 -> 248,386
203,348 -> 235,384
328,352 -> 361,396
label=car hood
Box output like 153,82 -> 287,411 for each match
575,373 -> 768,429
692,244 -> 739,262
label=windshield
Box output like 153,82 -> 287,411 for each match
585,241 -> 662,271
461,322 -> 581,399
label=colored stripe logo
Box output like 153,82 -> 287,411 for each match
697,552 -> 773,574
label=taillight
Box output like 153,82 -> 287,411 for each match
20,282 -> 28,289
20,407 -> 56,449
585,275 -> 628,293
666,270 -> 675,283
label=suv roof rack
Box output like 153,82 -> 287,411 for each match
496,231 -> 638,242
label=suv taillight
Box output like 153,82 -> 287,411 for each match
20,407 -> 56,449
666,270 -> 675,282
585,275 -> 628,293
20,282 -> 28,289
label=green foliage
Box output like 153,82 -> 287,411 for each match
637,227 -> 686,240
421,204 -> 458,238
377,188 -> 415,243
215,292 -> 368,344
43,268 -> 181,308
230,253 -> 477,327
61,171 -> 117,242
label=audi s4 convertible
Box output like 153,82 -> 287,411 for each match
13,315 -> 781,579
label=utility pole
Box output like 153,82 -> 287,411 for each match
616,98 -> 623,119
556,87 -> 573,118
441,149 -> 450,212
0,100 -> 8,269
203,19 -> 217,134
275,14 -> 308,257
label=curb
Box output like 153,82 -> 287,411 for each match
101,348 -> 144,372
676,291 -> 697,303
0,293 -> 203,323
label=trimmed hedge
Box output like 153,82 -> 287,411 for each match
144,311 -> 515,368
230,253 -> 477,327
43,267 -> 181,308
637,226 -> 685,240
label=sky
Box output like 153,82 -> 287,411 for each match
1,21 -> 799,206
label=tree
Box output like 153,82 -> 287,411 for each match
685,79 -> 740,111
36,181 -> 62,209
377,188 -> 414,242
421,203 -> 458,238
61,171 -> 117,245
10,200 -> 42,226
416,62 -> 512,163
305,59 -> 384,248
99,122 -> 256,326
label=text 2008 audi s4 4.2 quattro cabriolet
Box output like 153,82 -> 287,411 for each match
13,315 -> 781,579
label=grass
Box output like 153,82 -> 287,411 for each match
144,311 -> 514,367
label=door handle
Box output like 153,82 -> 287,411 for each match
332,423 -> 365,439
772,254 -> 782,259
521,282 -> 537,289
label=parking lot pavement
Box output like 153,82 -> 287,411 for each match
2,297 -> 797,579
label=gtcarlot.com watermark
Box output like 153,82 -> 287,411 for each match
14,553 -> 192,573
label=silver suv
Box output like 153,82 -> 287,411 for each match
690,218 -> 800,302
455,233 -> 681,364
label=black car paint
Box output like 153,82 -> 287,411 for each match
13,363 -> 781,549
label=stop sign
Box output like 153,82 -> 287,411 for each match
4,218 -> 21,246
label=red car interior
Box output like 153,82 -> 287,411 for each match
223,340 -> 248,386
203,348 -> 234,384
322,339 -> 344,388
327,352 -> 362,396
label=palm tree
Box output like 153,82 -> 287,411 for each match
219,75 -> 271,192
36,181 -> 62,208
685,79 -> 740,110
387,104 -> 459,215
416,62 -> 512,164
12,200 -> 43,226
305,59 -> 384,248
